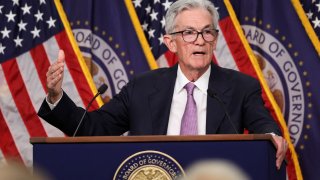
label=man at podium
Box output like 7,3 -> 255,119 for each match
38,0 -> 287,170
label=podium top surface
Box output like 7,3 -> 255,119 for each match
30,134 -> 274,144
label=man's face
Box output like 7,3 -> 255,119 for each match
164,8 -> 217,74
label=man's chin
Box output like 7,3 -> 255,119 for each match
189,63 -> 210,71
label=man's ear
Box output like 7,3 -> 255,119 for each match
163,35 -> 177,53
212,35 -> 218,50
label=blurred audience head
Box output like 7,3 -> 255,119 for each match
181,159 -> 250,180
0,159 -> 50,180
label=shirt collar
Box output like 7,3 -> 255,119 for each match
176,65 -> 211,94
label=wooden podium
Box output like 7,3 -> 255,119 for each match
31,134 -> 285,180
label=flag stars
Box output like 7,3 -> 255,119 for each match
158,34 -> 164,45
306,10 -> 313,19
39,0 -> 46,5
308,114 -> 312,119
142,21 -> 148,31
21,3 -> 32,15
308,103 -> 312,108
133,0 -> 142,8
0,43 -> 5,54
1,27 -> 11,39
162,0 -> 172,11
316,2 -> 320,12
34,10 -> 43,22
148,28 -> 155,39
14,36 -> 23,47
109,36 -> 113,42
46,16 -> 56,28
145,5 -> 151,14
0,5 -> 3,14
154,0 -> 160,4
312,17 -> 320,29
5,11 -> 16,23
160,17 -> 165,28
115,44 -> 120,49
12,0 -> 19,6
30,26 -> 41,38
150,9 -> 158,21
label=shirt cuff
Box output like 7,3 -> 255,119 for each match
46,92 -> 63,110
267,132 -> 277,136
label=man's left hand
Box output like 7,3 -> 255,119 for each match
272,134 -> 288,170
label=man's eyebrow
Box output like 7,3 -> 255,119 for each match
180,25 -> 215,30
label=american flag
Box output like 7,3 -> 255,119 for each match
0,0 -> 99,166
301,0 -> 320,39
133,0 -> 178,69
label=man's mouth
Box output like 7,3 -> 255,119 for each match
192,51 -> 206,55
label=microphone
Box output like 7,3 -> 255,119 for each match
207,89 -> 239,134
72,83 -> 108,137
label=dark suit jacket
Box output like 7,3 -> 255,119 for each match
38,63 -> 281,136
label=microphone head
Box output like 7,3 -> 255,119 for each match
98,84 -> 108,94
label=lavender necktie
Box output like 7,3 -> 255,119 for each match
180,82 -> 198,135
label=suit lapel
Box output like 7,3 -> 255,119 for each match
206,64 -> 233,134
148,65 -> 177,135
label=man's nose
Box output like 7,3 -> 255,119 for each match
194,33 -> 206,45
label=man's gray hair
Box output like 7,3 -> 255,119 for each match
165,0 -> 220,34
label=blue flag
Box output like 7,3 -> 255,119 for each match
230,0 -> 320,179
61,0 -> 152,102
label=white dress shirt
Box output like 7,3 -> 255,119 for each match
167,65 -> 211,135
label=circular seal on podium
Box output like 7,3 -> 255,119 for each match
114,150 -> 185,180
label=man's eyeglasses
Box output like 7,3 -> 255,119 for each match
169,28 -> 219,43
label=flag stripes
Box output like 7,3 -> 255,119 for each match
55,31 -> 99,111
0,66 -> 32,165
214,23 -> 239,70
0,0 -> 100,167
2,60 -> 48,137
0,28 -> 97,166
0,110 -> 23,163
30,45 -> 51,92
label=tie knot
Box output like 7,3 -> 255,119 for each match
184,82 -> 196,95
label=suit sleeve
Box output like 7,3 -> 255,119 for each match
242,79 -> 282,136
38,81 -> 134,136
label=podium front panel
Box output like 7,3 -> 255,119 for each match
33,138 -> 285,180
